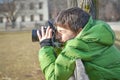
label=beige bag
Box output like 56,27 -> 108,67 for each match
69,59 -> 89,80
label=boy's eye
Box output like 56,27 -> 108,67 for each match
59,30 -> 65,33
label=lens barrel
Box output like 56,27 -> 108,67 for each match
32,29 -> 39,42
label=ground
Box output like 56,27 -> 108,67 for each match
0,30 -> 120,80
0,31 -> 45,80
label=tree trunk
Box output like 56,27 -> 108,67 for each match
67,0 -> 97,19
67,0 -> 78,8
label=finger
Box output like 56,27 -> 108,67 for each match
45,26 -> 50,37
41,26 -> 45,37
37,30 -> 41,41
48,29 -> 52,38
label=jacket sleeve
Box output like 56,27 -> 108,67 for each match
38,46 -> 76,80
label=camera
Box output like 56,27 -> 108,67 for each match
32,20 -> 60,47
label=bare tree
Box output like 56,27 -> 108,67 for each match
0,0 -> 19,28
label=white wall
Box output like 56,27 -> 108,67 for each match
0,0 -> 49,29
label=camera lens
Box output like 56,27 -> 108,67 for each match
32,29 -> 39,42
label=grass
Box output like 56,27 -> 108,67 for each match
0,31 -> 45,80
0,30 -> 120,80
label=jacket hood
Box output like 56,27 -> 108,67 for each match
76,17 -> 115,46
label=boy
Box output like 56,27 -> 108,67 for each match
37,7 -> 120,80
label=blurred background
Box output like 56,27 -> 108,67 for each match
0,0 -> 120,80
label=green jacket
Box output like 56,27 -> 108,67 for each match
38,17 -> 120,80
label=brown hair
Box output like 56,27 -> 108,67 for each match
54,7 -> 90,33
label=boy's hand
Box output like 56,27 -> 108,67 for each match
37,26 -> 52,42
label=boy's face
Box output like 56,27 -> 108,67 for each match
56,25 -> 77,43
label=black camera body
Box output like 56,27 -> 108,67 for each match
32,20 -> 60,47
